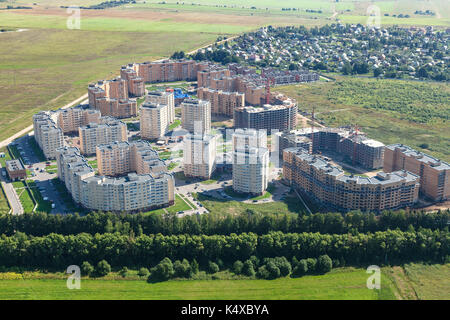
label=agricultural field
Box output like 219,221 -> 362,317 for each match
277,77 -> 450,162
0,267 -> 396,300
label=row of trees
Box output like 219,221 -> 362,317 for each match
0,229 -> 448,269
0,209 -> 447,237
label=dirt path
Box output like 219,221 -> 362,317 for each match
388,266 -> 419,300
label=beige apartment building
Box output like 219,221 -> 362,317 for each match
140,103 -> 170,140
56,106 -> 101,134
133,59 -> 197,83
94,97 -> 138,119
197,87 -> 245,117
33,111 -> 64,159
56,144 -> 174,212
181,98 -> 211,134
283,147 -> 420,212
183,133 -> 217,179
146,91 -> 175,124
120,65 -> 145,97
384,144 -> 450,201
79,117 -> 128,155
232,145 -> 270,196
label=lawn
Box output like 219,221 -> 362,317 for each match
12,181 -> 35,213
278,76 -> 450,162
169,119 -> 181,131
0,267 -> 397,300
141,194 -> 191,215
27,180 -> 52,213
195,191 -> 309,216
0,184 -> 10,214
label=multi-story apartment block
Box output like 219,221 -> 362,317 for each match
94,97 -> 138,119
78,117 -> 128,155
183,133 -> 217,179
56,105 -> 101,134
234,100 -> 298,133
33,111 -> 64,159
140,103 -> 170,140
231,128 -> 267,150
146,91 -> 175,124
283,148 -> 420,212
273,131 -> 312,158
384,144 -> 450,201
133,59 -> 197,83
181,98 -> 211,134
232,145 -> 269,196
120,65 -> 145,97
197,87 -> 245,117
56,146 -> 174,213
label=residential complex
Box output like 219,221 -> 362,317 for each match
197,87 -> 245,117
131,59 -> 197,83
56,143 -> 174,212
234,100 -> 298,133
283,148 -> 420,212
384,144 -> 450,201
56,106 -> 101,134
32,111 -> 64,159
232,129 -> 269,195
79,117 -> 128,155
183,133 -> 217,179
181,99 -> 211,134
140,103 -> 171,140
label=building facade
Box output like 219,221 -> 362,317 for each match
146,91 -> 175,124
384,144 -> 450,201
283,147 -> 420,212
197,87 -> 245,117
183,134 -> 217,179
33,111 -> 64,159
56,106 -> 101,134
232,145 -> 269,195
181,99 -> 211,134
140,103 -> 170,140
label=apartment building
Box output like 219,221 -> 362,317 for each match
33,111 -> 64,159
78,117 -> 128,155
232,145 -> 269,196
183,133 -> 217,179
140,103 -> 170,140
384,144 -> 450,201
94,97 -> 138,119
233,100 -> 298,133
133,59 -> 197,83
120,65 -> 145,97
56,106 -> 101,134
197,87 -> 245,117
231,128 -> 267,150
146,91 -> 175,124
181,98 -> 211,134
283,148 -> 420,212
56,146 -> 174,213
273,131 -> 312,158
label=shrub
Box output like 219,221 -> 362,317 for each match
208,261 -> 219,274
257,265 -> 270,279
190,259 -> 199,275
149,257 -> 174,282
81,261 -> 94,277
216,258 -> 224,270
317,255 -> 333,274
138,267 -> 150,277
174,259 -> 192,278
249,256 -> 260,268
118,267 -> 129,278
242,260 -> 256,277
305,258 -> 317,273
95,260 -> 111,277
233,260 -> 244,275
266,261 -> 281,279
292,259 -> 308,276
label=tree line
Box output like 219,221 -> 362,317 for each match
0,229 -> 448,270
0,209 -> 447,237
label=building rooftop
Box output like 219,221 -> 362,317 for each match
387,144 -> 450,171
5,160 -> 24,172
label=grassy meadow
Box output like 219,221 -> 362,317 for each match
277,77 -> 450,162
0,267 -> 397,300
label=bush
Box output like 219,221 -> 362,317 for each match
216,258 -> 224,270
242,260 -> 256,277
305,258 -> 317,273
292,259 -> 308,276
138,267 -> 150,277
118,267 -> 129,278
174,259 -> 192,278
190,259 -> 199,275
233,260 -> 244,275
81,261 -> 94,277
317,255 -> 333,274
95,260 -> 111,277
208,261 -> 219,274
149,257 -> 174,282
249,256 -> 260,268
257,265 -> 270,279
266,261 -> 281,279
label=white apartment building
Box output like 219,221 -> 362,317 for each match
183,133 -> 217,179
146,91 -> 175,124
181,98 -> 211,134
140,103 -> 170,140
232,146 -> 269,195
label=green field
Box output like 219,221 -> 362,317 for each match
0,267 -> 396,300
0,184 -> 10,215
195,191 -> 309,216
278,76 -> 450,162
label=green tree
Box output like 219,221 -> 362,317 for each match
208,261 -> 219,274
233,260 -> 244,274
81,261 -> 94,277
317,255 -> 333,274
119,266 -> 129,278
138,267 -> 150,277
95,260 -> 111,277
